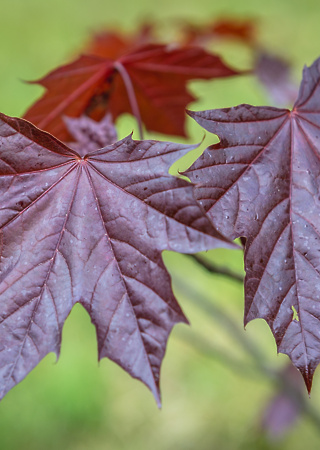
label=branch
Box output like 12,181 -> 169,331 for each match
174,277 -> 320,431
177,329 -> 265,380
173,276 -> 262,362
189,254 -> 244,283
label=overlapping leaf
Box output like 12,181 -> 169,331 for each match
63,113 -> 118,153
23,43 -> 239,140
186,57 -> 320,391
0,112 -> 233,404
254,51 -> 298,107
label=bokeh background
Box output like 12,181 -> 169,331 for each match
1,0 -> 320,449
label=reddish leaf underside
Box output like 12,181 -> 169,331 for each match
186,57 -> 320,392
0,113 -> 233,404
23,44 -> 240,141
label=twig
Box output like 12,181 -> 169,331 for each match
177,329 -> 265,380
174,276 -> 320,431
189,254 -> 244,283
174,276 -> 264,363
179,329 -> 320,430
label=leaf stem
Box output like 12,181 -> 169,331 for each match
114,61 -> 144,140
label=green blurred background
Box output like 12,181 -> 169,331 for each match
1,0 -> 320,449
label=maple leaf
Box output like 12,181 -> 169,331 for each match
186,57 -> 320,392
23,43 -> 240,141
209,18 -> 256,45
179,17 -> 256,46
0,112 -> 233,405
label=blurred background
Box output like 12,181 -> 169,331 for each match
1,0 -> 320,449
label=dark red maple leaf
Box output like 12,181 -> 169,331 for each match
210,18 -> 256,45
180,17 -> 256,46
0,112 -> 234,404
23,43 -> 240,141
186,57 -> 320,392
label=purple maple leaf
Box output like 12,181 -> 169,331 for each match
0,113 -> 233,405
186,57 -> 320,392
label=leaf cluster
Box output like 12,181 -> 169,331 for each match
1,18 -> 319,405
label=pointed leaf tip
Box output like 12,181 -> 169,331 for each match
300,365 -> 314,396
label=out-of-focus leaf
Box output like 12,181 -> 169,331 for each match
24,44 -> 240,140
260,364 -> 303,440
255,51 -> 298,107
63,113 -> 117,153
